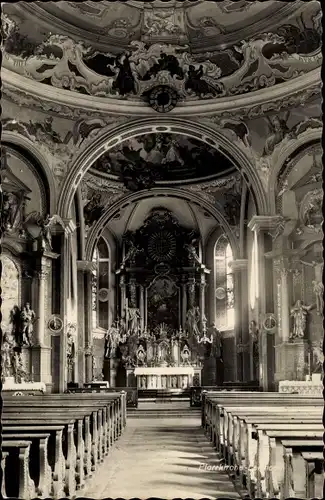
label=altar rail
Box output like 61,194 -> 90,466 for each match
190,384 -> 261,407
1,392 -> 126,499
202,391 -> 324,499
66,386 -> 138,408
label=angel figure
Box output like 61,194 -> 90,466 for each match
223,121 -> 251,148
119,243 -> 141,270
24,212 -> 65,250
185,240 -> 201,265
263,111 -> 290,156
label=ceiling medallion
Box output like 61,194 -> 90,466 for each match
148,85 -> 178,113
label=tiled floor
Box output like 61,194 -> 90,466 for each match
82,416 -> 241,499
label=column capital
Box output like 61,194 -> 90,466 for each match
248,215 -> 283,233
77,260 -> 97,272
228,259 -> 248,272
62,218 -> 77,235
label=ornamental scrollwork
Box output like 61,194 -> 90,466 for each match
2,22 -> 321,102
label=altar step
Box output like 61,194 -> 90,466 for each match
127,401 -> 201,419
137,388 -> 191,401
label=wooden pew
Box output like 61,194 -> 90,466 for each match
2,392 -> 126,498
202,392 -> 323,499
2,440 -> 36,500
271,440 -> 324,499
2,433 -> 52,497
2,424 -> 65,498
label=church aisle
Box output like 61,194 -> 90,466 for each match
82,416 -> 241,499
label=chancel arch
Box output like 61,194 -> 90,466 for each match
57,117 -> 268,220
1,0 -> 323,495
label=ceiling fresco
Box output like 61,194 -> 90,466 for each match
2,1 -> 321,106
90,133 -> 235,189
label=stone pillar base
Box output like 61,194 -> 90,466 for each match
31,345 -> 52,386
275,340 -> 308,383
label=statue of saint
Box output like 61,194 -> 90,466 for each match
290,300 -> 313,339
185,306 -> 200,337
39,214 -> 54,250
208,322 -> 222,359
312,280 -> 324,315
127,307 -> 141,335
1,332 -> 15,379
20,303 -> 36,346
104,321 -> 120,358
67,333 -> 75,366
312,343 -> 324,373
9,305 -> 21,346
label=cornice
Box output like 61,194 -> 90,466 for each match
2,67 -> 321,120
248,215 -> 283,233
228,259 -> 248,272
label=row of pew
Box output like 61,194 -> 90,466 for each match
202,391 -> 324,499
1,391 -> 127,499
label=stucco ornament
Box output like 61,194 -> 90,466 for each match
2,24 -> 320,101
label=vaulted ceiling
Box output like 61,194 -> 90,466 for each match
2,1 -> 321,108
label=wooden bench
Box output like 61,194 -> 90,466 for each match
2,440 -> 36,500
2,424 -> 65,498
1,392 -> 126,499
202,392 -> 324,499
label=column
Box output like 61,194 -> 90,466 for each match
229,259 -> 248,382
60,219 -> 77,392
129,276 -> 137,308
120,274 -> 126,316
139,286 -> 144,331
77,260 -> 97,385
181,277 -> 187,329
248,216 -> 282,390
274,260 -> 290,342
77,260 -> 97,384
199,273 -> 206,331
187,277 -> 195,308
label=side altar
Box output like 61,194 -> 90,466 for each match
102,208 -> 223,392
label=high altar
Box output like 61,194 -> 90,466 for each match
103,208 -> 216,391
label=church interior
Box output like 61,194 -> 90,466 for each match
1,1 -> 323,499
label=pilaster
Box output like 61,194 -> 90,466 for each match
229,259 -> 248,382
77,260 -> 96,385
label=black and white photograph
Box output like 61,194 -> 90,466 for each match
0,1 -> 323,498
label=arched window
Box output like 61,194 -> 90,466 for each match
249,231 -> 259,310
214,236 -> 235,329
92,237 -> 110,330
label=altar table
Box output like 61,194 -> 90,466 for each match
134,366 -> 195,389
